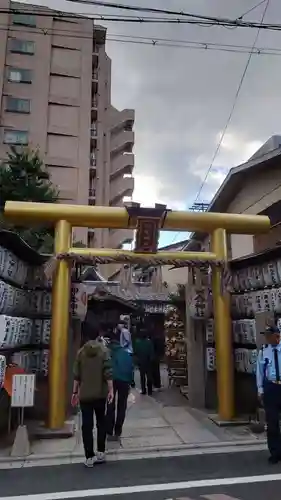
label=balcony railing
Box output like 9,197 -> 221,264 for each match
110,153 -> 134,178
110,109 -> 135,135
109,228 -> 134,248
124,122 -> 134,132
110,130 -> 134,155
91,126 -> 97,140
90,168 -> 96,179
91,99 -> 98,121
110,176 -> 134,204
92,72 -> 98,93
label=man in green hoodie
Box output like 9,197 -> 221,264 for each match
72,328 -> 113,467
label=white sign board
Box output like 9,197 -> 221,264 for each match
11,374 -> 35,408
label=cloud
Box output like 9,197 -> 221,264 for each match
21,0 -> 281,214
132,173 -> 186,210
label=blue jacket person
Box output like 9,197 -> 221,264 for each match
256,325 -> 281,464
106,339 -> 134,441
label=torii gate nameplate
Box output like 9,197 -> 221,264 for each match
126,204 -> 168,253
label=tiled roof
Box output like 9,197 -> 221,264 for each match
0,229 -> 48,265
158,239 -> 190,252
90,282 -> 170,303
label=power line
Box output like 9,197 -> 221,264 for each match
107,36 -> 281,57
193,0 -> 270,205
170,0 -> 271,244
237,0 -> 268,20
63,0 -> 281,35
1,21 -> 281,57
0,18 -> 281,57
0,7 -> 207,23
0,7 -> 197,23
2,6 -> 281,31
0,8 -> 228,27
0,9 -> 241,27
65,0 -> 246,24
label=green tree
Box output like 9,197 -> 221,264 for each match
0,146 -> 59,252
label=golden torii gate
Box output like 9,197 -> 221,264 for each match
4,201 -> 270,429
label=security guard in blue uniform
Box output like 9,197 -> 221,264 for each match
256,325 -> 281,463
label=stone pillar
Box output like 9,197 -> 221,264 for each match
186,269 -> 206,408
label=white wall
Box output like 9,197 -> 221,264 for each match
230,234 -> 254,260
162,266 -> 188,293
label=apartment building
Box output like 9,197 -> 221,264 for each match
0,0 -> 135,247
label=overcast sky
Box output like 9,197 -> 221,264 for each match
21,0 -> 281,244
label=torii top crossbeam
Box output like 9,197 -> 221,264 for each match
4,201 -> 270,234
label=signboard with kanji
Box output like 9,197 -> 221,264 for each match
135,217 -> 160,253
11,374 -> 35,408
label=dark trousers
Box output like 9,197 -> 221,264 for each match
106,380 -> 130,437
264,381 -> 281,458
80,398 -> 106,459
139,362 -> 153,395
152,359 -> 161,389
131,356 -> 136,387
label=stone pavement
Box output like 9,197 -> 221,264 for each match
0,383 -> 266,467
0,369 -> 266,465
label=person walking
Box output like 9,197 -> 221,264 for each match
256,325 -> 281,464
152,335 -> 165,390
118,319 -> 135,388
118,320 -> 133,354
106,338 -> 134,441
71,328 -> 113,468
134,330 -> 154,396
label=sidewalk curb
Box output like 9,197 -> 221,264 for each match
0,438 -> 267,464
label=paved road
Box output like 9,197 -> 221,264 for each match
1,450 -> 281,499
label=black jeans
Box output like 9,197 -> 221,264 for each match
152,359 -> 161,389
139,362 -> 153,395
106,380 -> 130,437
80,398 -> 106,459
264,381 -> 281,458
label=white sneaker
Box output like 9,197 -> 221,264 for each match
96,452 -> 106,464
84,457 -> 95,468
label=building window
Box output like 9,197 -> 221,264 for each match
6,97 -> 31,113
12,13 -> 36,27
3,130 -> 28,145
10,39 -> 35,55
8,68 -> 32,83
